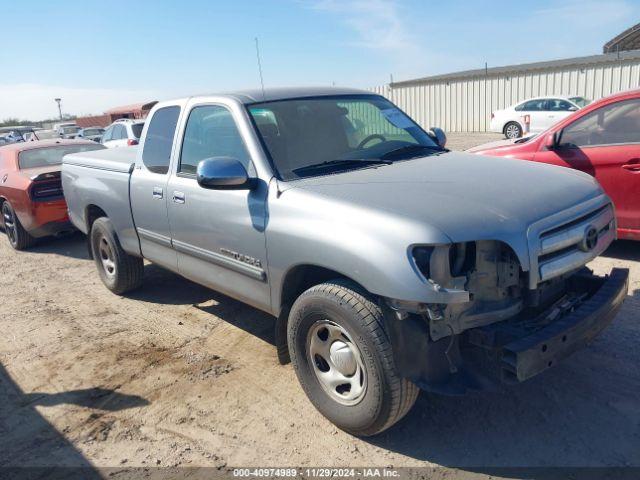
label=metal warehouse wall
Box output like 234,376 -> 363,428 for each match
371,55 -> 640,133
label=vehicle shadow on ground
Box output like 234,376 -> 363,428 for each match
602,239 -> 639,262
20,387 -> 149,411
367,286 -> 640,475
0,363 -> 103,478
26,231 -> 89,260
130,264 -> 277,346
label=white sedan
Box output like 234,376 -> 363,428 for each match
490,95 -> 590,139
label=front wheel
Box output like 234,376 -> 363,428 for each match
287,280 -> 419,436
90,217 -> 143,294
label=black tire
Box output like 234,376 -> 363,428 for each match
1,201 -> 36,250
504,121 -> 523,139
90,217 -> 143,294
288,279 -> 419,436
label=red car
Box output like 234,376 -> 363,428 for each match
0,139 -> 104,250
469,89 -> 640,241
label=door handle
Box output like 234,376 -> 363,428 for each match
622,159 -> 640,172
152,187 -> 163,199
172,191 -> 185,204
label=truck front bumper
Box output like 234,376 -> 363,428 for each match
384,268 -> 629,394
499,267 -> 628,383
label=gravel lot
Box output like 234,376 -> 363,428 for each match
0,133 -> 638,478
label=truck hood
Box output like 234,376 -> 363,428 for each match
466,136 -> 536,153
285,151 -> 603,243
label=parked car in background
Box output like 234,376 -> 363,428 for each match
56,123 -> 81,139
0,139 -> 104,249
62,88 -> 627,436
470,88 -> 640,240
101,119 -> 144,148
0,126 -> 38,143
27,129 -> 58,141
77,127 -> 105,142
490,96 -> 590,139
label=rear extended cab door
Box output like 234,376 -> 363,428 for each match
130,102 -> 185,270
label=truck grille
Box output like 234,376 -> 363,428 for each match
535,204 -> 615,284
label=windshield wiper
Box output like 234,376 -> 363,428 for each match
380,144 -> 446,160
292,158 -> 392,175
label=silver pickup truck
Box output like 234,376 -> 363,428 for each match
62,87 -> 628,436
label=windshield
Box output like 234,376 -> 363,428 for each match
569,97 -> 591,108
18,144 -> 104,169
131,123 -> 144,138
248,95 -> 439,180
83,128 -> 104,136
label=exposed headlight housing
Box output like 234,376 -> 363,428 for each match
412,242 -> 476,282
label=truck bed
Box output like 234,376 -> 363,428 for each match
61,147 -> 141,256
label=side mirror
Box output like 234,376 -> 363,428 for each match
197,157 -> 254,190
544,132 -> 559,150
568,106 -> 579,112
429,127 -> 447,148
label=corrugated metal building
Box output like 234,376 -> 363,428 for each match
371,50 -> 640,133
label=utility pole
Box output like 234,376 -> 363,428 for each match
54,98 -> 62,120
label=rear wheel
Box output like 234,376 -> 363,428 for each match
1,201 -> 36,250
288,279 -> 419,436
504,121 -> 523,139
90,217 -> 143,294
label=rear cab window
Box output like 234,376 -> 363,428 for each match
141,106 -> 181,174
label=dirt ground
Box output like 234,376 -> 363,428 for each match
0,133 -> 638,478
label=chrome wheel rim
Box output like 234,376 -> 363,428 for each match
307,320 -> 367,406
505,124 -> 520,138
98,236 -> 116,278
2,204 -> 17,246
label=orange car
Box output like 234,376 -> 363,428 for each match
0,139 -> 104,250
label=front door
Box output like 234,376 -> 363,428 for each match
533,98 -> 640,239
130,105 -> 182,269
166,103 -> 271,311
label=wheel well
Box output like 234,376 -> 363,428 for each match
280,265 -> 355,312
85,205 -> 107,259
85,205 -> 107,232
275,265 -> 365,365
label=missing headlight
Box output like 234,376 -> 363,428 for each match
449,242 -> 476,277
413,242 -> 476,282
412,246 -> 434,279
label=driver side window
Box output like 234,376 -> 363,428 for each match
179,105 -> 253,175
560,99 -> 640,147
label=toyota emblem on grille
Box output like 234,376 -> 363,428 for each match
579,225 -> 599,252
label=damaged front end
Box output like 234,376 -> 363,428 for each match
383,239 -> 629,394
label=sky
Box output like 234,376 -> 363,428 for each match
1,0 -> 638,120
